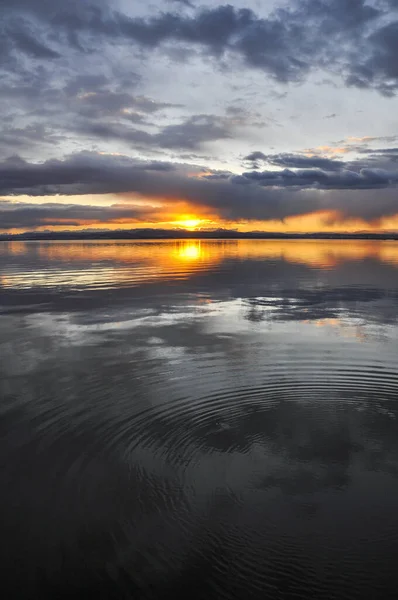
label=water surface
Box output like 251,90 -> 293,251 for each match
1,239 -> 398,598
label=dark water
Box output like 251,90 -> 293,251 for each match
1,240 -> 398,599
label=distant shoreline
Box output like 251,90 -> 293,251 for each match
1,230 -> 398,241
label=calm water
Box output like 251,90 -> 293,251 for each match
1,239 -> 398,599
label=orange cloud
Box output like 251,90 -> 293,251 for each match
3,206 -> 398,236
346,136 -> 375,143
305,146 -> 351,156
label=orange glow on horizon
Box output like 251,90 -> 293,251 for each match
2,198 -> 398,236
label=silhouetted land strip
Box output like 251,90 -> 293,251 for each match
1,229 -> 398,241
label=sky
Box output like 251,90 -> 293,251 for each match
1,0 -> 398,234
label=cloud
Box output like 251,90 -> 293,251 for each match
155,114 -> 232,149
0,198 -> 158,230
73,113 -> 234,150
1,1 -> 398,230
166,0 -> 194,7
346,20 -> 398,95
2,0 -> 396,92
75,91 -> 179,118
244,151 -> 268,162
244,152 -> 346,171
8,21 -> 61,59
0,124 -> 62,149
241,165 -> 398,189
361,147 -> 398,155
1,0 -> 398,173
243,151 -> 268,170
1,151 -> 398,226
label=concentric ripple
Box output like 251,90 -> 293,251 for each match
2,240 -> 398,598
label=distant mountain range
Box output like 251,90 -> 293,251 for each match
1,229 -> 398,241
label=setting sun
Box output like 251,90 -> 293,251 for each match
176,218 -> 202,230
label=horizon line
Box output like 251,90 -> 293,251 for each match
1,228 -> 398,241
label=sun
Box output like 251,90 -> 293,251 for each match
176,217 -> 202,230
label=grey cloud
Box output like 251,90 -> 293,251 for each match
335,135 -> 398,146
108,1 -> 382,84
0,124 -> 62,149
2,0 -> 398,99
130,96 -> 182,114
63,74 -> 110,96
76,91 -> 138,117
292,0 -> 381,32
244,151 -> 268,162
0,91 -> 179,157
0,0 -> 112,27
74,91 -> 179,120
0,1 -> 110,66
1,151 -> 398,224
243,151 -> 268,170
346,20 -> 398,94
77,114 -> 232,150
0,1 -> 380,85
244,152 -> 346,171
0,74 -> 188,156
266,153 -> 346,171
0,199 -> 156,230
242,166 -> 398,189
0,153 -> 317,223
8,22 -> 61,59
359,147 -> 398,154
155,114 -> 232,149
166,0 -> 194,7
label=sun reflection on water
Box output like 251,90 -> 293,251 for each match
1,239 -> 398,291
174,241 -> 203,261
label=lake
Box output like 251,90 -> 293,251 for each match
1,239 -> 398,599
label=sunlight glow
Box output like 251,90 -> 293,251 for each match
176,218 -> 202,230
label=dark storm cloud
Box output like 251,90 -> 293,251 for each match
0,199 -> 157,230
292,0 -> 381,31
359,147 -> 398,156
274,155 -> 346,171
166,0 -> 194,7
75,91 -> 179,118
63,74 -> 110,96
243,151 -> 268,170
2,151 -> 398,224
155,115 -> 232,149
0,74 -> 187,154
346,20 -> 398,95
0,124 -> 62,149
0,0 -> 111,23
244,152 -> 346,171
76,114 -> 232,150
241,166 -> 398,189
1,0 -> 398,172
2,0 -> 396,91
106,1 -> 383,84
244,152 -> 268,162
8,22 -> 61,59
